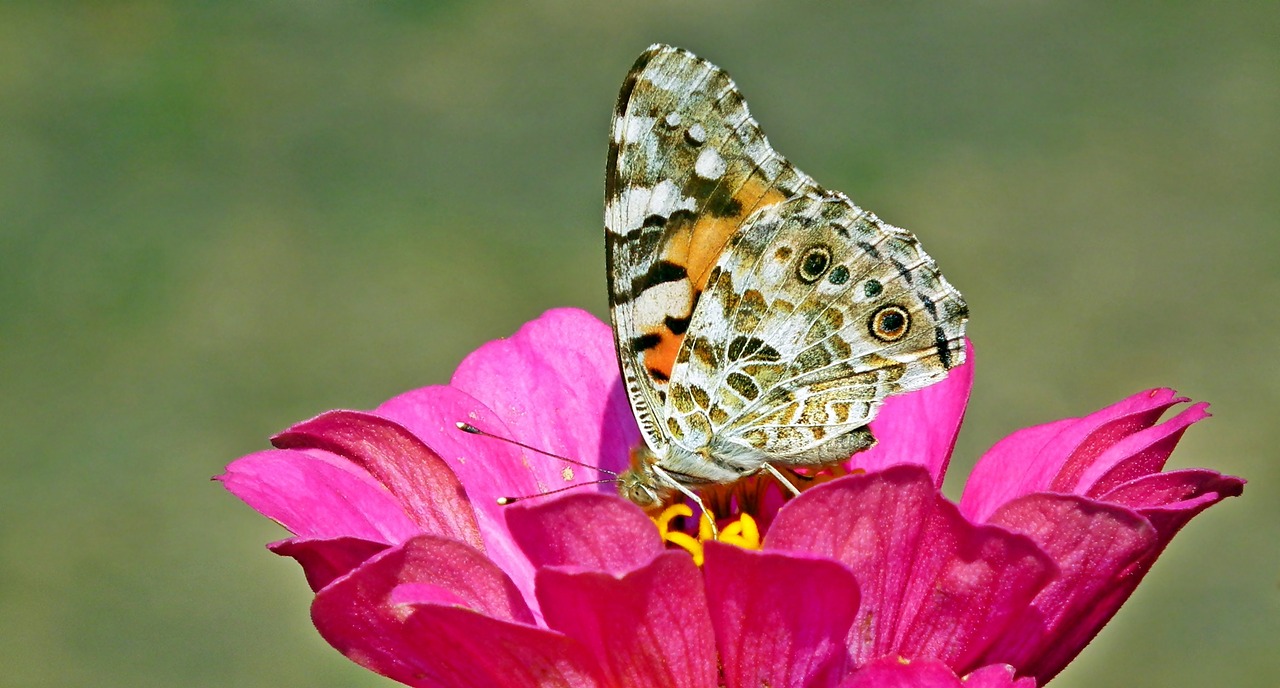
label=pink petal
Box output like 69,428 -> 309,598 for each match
378,383 -> 590,509
979,493 -> 1157,683
314,533 -> 534,624
269,536 -> 389,592
537,551 -> 717,688
375,384 -> 548,607
1080,403 -> 1210,497
393,603 -> 605,688
272,410 -> 484,551
219,448 -> 418,543
839,658 -> 1034,688
857,340 -> 974,485
449,308 -> 639,477
1046,389 -> 1185,494
961,389 -> 1183,522
1100,469 -> 1245,546
958,418 -> 1074,522
766,465 -> 1055,672
321,571 -> 601,687
703,543 -> 860,688
506,493 -> 663,575
1009,471 -> 1238,685
312,535 -> 561,687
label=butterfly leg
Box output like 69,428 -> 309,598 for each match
762,463 -> 803,497
652,464 -> 719,540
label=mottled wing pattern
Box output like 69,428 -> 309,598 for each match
662,190 -> 968,468
605,44 -> 820,451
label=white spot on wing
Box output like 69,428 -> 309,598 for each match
633,279 -> 693,329
695,148 -> 726,180
648,179 -> 692,217
607,180 -> 696,234
686,123 -> 707,145
623,116 -> 656,143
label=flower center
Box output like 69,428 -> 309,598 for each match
653,503 -> 760,565
649,463 -> 863,564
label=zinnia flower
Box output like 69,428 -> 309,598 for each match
219,308 -> 1242,687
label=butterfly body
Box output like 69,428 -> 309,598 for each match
606,45 -> 967,511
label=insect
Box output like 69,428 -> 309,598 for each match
606,44 -> 968,521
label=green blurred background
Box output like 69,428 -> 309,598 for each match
2,2 -> 1276,686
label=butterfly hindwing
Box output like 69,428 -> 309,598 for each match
662,193 -> 968,466
605,44 -> 820,452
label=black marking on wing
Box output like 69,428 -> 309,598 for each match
920,294 -> 937,320
664,208 -> 698,234
935,325 -> 953,369
890,258 -> 913,284
665,314 -> 692,335
632,332 -> 663,351
683,175 -> 745,218
616,50 -> 650,118
605,141 -> 623,205
856,241 -> 882,259
627,260 -> 688,300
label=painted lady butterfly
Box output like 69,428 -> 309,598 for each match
606,45 -> 969,517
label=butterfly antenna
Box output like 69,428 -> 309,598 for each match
496,479 -> 618,505
454,422 -> 619,477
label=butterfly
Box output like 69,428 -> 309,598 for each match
605,44 -> 968,519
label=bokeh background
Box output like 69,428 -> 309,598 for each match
2,2 -> 1276,686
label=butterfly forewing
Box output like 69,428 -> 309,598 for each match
605,44 -> 820,454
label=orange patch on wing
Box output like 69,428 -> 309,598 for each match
643,327 -> 684,381
642,177 -> 787,384
665,179 -> 787,293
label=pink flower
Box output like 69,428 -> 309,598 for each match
219,308 -> 1242,687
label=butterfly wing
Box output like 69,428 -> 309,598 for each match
663,192 -> 968,469
605,44 -> 821,452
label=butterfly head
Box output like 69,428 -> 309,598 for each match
617,445 -> 672,509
